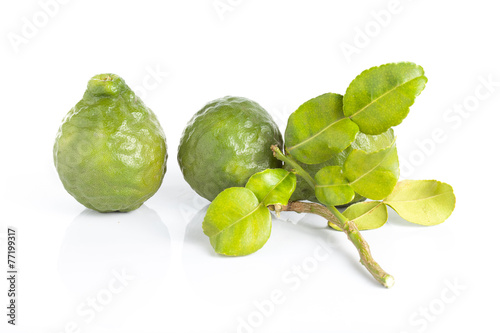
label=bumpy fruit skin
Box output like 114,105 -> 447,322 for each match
289,129 -> 395,204
178,96 -> 283,201
53,74 -> 167,212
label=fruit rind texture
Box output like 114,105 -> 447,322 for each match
178,96 -> 283,202
54,73 -> 167,212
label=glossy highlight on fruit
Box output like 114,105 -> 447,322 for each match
178,96 -> 283,201
53,74 -> 167,212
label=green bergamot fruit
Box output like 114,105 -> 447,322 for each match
178,96 -> 283,201
53,74 -> 167,212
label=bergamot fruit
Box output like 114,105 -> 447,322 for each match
178,96 -> 283,201
53,74 -> 167,212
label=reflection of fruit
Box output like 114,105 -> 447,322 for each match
178,96 -> 283,201
53,74 -> 167,212
58,205 -> 170,297
289,129 -> 394,203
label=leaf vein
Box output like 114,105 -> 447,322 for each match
210,172 -> 292,238
209,203 -> 262,239
260,172 -> 292,204
348,75 -> 425,119
315,184 -> 348,188
287,117 -> 345,152
348,140 -> 396,186
384,191 -> 452,204
349,202 -> 384,223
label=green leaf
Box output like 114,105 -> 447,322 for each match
343,140 -> 399,200
383,180 -> 456,226
285,93 -> 359,164
288,128 -> 394,203
314,166 -> 355,206
343,62 -> 427,135
329,201 -> 388,231
203,187 -> 271,256
245,169 -> 296,207
203,169 -> 296,256
351,128 -> 395,153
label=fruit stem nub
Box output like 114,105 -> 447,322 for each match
86,73 -> 126,98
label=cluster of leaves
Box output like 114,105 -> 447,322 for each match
202,62 -> 456,257
203,169 -> 296,255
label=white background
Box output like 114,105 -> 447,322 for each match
1,0 -> 499,332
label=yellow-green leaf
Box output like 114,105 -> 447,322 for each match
329,201 -> 388,231
203,187 -> 271,256
245,169 -> 296,207
343,140 -> 399,200
288,128 -> 394,203
343,62 -> 427,135
383,180 -> 456,226
314,166 -> 355,206
285,93 -> 359,164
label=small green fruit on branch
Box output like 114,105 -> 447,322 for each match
198,62 -> 453,290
